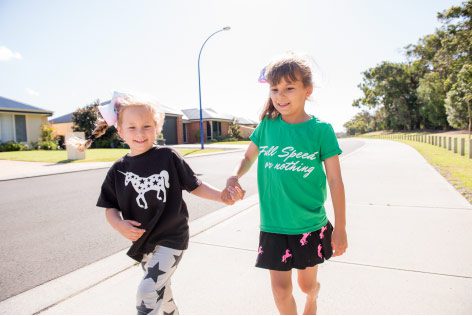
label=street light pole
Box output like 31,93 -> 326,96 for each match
197,26 -> 230,149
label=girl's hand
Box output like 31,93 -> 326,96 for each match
221,185 -> 245,205
115,220 -> 146,241
331,226 -> 348,257
226,176 -> 246,199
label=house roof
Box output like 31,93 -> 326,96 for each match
181,108 -> 258,125
99,99 -> 184,117
49,99 -> 184,123
181,108 -> 234,121
234,117 -> 258,125
0,96 -> 53,115
49,113 -> 73,124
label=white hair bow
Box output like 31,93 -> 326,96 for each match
97,91 -> 126,127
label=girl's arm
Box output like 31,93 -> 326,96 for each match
105,208 -> 146,241
227,142 -> 259,188
324,155 -> 348,257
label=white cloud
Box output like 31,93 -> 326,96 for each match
0,46 -> 22,61
26,88 -> 39,96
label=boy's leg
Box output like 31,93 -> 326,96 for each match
269,270 -> 297,315
136,246 -> 184,315
297,266 -> 320,315
161,279 -> 179,315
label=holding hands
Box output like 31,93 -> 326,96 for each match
221,176 -> 246,205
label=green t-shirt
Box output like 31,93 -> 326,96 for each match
250,115 -> 342,234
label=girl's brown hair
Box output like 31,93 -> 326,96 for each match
259,53 -> 313,120
68,94 -> 165,151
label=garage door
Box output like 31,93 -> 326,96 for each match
162,116 -> 177,145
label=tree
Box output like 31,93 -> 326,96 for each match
343,111 -> 375,135
72,99 -> 120,148
417,72 -> 449,129
353,62 -> 421,131
228,120 -> 242,139
445,63 -> 472,138
72,100 -> 99,138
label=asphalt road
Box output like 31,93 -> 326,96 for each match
0,139 -> 363,302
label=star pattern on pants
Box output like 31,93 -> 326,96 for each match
171,252 -> 183,268
145,262 -> 166,283
137,300 -> 153,315
156,286 -> 166,302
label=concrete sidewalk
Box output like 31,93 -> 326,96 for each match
1,139 -> 471,314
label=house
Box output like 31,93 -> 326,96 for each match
49,112 -> 74,138
0,96 -> 53,144
181,108 -> 235,143
233,116 -> 258,139
181,108 -> 258,142
50,101 -> 186,145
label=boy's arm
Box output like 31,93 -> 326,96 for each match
105,208 -> 145,241
190,181 -> 243,204
324,155 -> 348,257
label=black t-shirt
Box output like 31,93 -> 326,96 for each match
96,146 -> 201,262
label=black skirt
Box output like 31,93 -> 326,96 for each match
255,221 -> 333,271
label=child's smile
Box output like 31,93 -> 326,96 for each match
117,106 -> 158,156
270,76 -> 312,123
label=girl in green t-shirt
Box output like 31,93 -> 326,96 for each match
226,53 -> 348,314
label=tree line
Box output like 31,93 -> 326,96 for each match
344,0 -> 472,136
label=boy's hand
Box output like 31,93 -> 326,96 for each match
331,226 -> 348,257
226,176 -> 246,200
115,220 -> 146,241
221,185 -> 245,205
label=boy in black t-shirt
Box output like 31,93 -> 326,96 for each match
68,92 -> 244,314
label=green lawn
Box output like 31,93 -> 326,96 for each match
359,132 -> 472,203
0,148 -> 224,163
210,140 -> 251,145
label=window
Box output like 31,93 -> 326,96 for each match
15,115 -> 27,142
212,121 -> 222,137
183,124 -> 188,143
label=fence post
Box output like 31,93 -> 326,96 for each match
454,138 -> 458,153
439,136 -> 442,147
470,139 -> 472,159
460,138 -> 465,156
444,136 -> 447,148
448,137 -> 452,150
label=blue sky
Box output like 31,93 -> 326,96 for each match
0,0 -> 464,132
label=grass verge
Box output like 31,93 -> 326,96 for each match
0,148 -> 224,164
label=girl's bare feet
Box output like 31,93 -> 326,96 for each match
303,282 -> 320,315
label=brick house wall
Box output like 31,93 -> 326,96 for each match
185,121 -> 207,144
176,116 -> 183,144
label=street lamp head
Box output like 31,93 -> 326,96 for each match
223,26 -> 231,31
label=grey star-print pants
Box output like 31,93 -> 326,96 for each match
136,245 -> 184,315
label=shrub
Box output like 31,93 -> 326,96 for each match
0,141 -> 29,152
36,141 -> 58,150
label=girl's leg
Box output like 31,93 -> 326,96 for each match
136,246 -> 183,315
297,266 -> 320,315
269,270 -> 297,315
